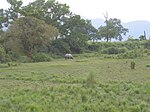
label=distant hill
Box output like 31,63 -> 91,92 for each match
91,18 -> 150,40
90,18 -> 104,29
123,21 -> 150,39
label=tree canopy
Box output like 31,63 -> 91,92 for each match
98,18 -> 128,42
0,0 -> 139,62
4,16 -> 59,57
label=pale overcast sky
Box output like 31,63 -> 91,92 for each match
0,0 -> 150,22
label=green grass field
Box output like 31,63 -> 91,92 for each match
0,55 -> 150,112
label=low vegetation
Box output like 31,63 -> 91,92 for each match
0,55 -> 150,111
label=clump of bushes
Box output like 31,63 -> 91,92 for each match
144,49 -> 150,56
144,40 -> 150,49
32,53 -> 52,62
104,55 -> 116,59
86,72 -> 96,87
102,47 -> 127,54
7,62 -> 20,67
117,49 -> 143,59
146,64 -> 150,67
0,45 -> 11,63
88,43 -> 101,52
131,61 -> 135,69
7,51 -> 20,61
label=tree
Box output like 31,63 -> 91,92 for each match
20,0 -> 97,40
3,0 -> 71,38
4,16 -> 59,57
98,18 -> 128,42
139,35 -> 146,41
6,0 -> 23,23
2,0 -> 98,55
21,0 -> 71,37
0,9 -> 8,37
50,38 -> 70,55
139,31 -> 146,40
61,15 -> 98,53
62,15 -> 96,36
103,12 -> 109,42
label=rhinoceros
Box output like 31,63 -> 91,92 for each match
64,54 -> 73,59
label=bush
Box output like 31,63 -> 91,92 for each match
64,36 -> 87,54
144,40 -> 150,49
102,47 -> 127,54
117,49 -> 143,59
146,65 -> 150,67
0,45 -> 11,63
119,47 -> 128,53
88,44 -> 101,51
0,46 -> 6,62
32,53 -> 52,62
86,72 -> 96,87
18,56 -> 32,63
50,39 -> 70,55
8,51 -> 20,61
143,49 -> 150,56
131,61 -> 135,69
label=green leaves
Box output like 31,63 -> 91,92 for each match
4,16 -> 59,57
98,18 -> 128,42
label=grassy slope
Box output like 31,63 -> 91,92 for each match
0,55 -> 150,112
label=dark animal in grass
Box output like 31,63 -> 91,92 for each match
65,54 -> 73,59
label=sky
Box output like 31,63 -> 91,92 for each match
1,0 -> 150,23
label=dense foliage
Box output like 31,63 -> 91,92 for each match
98,18 -> 128,42
0,0 -> 138,62
3,16 -> 58,57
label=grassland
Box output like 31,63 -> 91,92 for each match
0,54 -> 150,112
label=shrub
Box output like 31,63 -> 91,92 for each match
104,55 -> 115,59
64,36 -> 87,54
117,49 -> 143,59
32,53 -> 52,62
102,47 -> 127,54
0,45 -> 11,63
144,40 -> 150,49
143,49 -> 150,56
119,47 -> 128,53
86,72 -> 96,87
88,44 -> 101,51
0,46 -> 6,63
50,39 -> 70,55
18,56 -> 32,63
146,65 -> 150,67
131,61 -> 135,69
102,47 -> 118,54
8,51 -> 20,61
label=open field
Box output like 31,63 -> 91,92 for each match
0,55 -> 150,112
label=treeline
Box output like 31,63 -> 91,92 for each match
0,0 -> 149,63
0,0 -> 96,62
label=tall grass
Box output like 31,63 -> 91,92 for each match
0,55 -> 150,111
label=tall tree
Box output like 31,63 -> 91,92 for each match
21,0 -> 71,37
5,0 -> 96,40
3,0 -> 97,55
6,0 -> 23,21
4,16 -> 59,57
62,15 -> 98,52
0,9 -> 5,38
103,12 -> 109,42
98,18 -> 128,41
